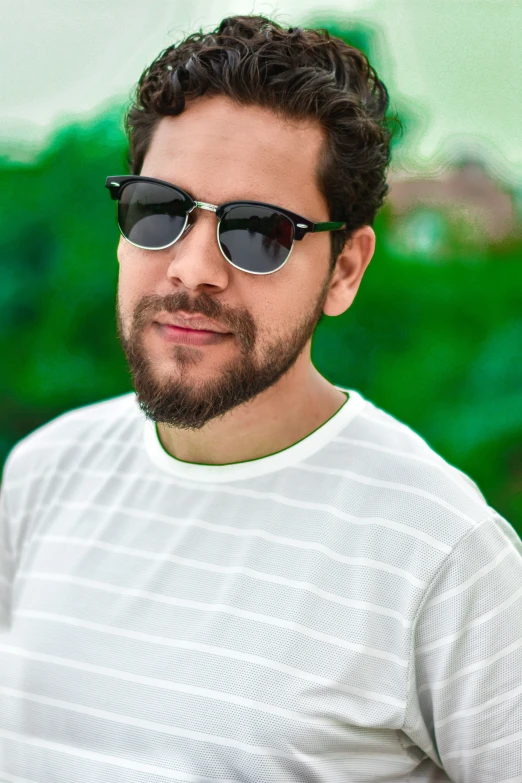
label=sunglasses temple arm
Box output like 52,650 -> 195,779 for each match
312,221 -> 347,233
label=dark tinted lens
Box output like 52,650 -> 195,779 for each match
118,181 -> 189,249
218,205 -> 294,273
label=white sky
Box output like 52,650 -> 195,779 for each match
2,0 -> 521,185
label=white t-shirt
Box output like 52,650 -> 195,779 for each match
1,386 -> 521,783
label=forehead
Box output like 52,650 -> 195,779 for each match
140,94 -> 329,215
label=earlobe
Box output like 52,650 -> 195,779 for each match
322,225 -> 376,317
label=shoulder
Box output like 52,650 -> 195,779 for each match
336,394 -> 494,542
2,392 -> 141,484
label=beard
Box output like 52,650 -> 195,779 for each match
116,270 -> 333,432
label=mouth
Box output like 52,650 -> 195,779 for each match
154,322 -> 233,346
154,312 -> 232,334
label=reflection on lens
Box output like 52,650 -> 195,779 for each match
219,205 -> 294,273
118,182 -> 189,249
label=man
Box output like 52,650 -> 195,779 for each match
1,14 -> 521,783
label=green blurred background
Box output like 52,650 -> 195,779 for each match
1,1 -> 521,531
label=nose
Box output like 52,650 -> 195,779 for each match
165,208 -> 231,292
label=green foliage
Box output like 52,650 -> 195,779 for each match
0,104 -> 521,532
0,109 -> 131,454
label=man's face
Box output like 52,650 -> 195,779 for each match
116,94 -> 336,430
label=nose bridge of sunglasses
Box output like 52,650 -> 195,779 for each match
195,201 -> 219,214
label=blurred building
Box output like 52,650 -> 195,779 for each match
386,159 -> 519,260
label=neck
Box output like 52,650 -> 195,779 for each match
156,365 -> 347,466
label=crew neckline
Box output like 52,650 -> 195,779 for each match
142,385 -> 366,482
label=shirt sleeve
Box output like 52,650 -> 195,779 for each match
402,511 -> 522,783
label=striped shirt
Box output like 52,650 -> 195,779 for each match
1,386 -> 521,783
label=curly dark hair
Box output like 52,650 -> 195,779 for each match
124,14 -> 397,270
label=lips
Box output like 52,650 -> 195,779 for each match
168,325 -> 214,333
155,314 -> 230,334
156,323 -> 231,346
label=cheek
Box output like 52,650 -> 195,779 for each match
281,250 -> 324,307
116,263 -> 135,316
116,258 -> 148,328
116,236 -> 131,270
117,244 -> 161,302
251,273 -> 310,337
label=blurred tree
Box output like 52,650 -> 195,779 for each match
0,107 -> 131,458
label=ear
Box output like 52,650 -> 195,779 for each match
322,225 -> 376,317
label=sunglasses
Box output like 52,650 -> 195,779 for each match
105,175 -> 347,276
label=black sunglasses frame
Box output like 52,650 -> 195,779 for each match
105,174 -> 347,275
